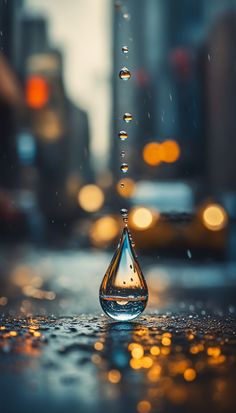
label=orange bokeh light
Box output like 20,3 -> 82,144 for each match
26,76 -> 49,109
143,142 -> 162,166
159,140 -> 180,163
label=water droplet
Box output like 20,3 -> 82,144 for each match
120,163 -> 128,173
122,45 -> 129,54
123,113 -> 133,123
119,67 -> 131,81
121,150 -> 125,158
120,182 -> 125,188
119,130 -> 128,141
99,227 -> 148,321
120,208 -> 128,218
123,12 -> 131,21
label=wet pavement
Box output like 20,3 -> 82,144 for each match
0,246 -> 236,413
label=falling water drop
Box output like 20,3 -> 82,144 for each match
119,131 -> 128,141
121,150 -> 125,158
122,45 -> 129,54
99,227 -> 148,321
123,113 -> 133,123
119,67 -> 131,81
120,208 -> 128,218
120,182 -> 125,188
120,163 -> 128,173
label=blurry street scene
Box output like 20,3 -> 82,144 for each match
0,1 -> 236,413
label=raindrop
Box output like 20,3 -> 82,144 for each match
99,227 -> 148,321
120,182 -> 125,188
121,150 -> 125,158
119,130 -> 128,141
119,67 -> 131,80
123,113 -> 133,123
123,13 -> 131,21
120,163 -> 128,173
187,249 -> 192,259
120,208 -> 128,218
122,45 -> 129,54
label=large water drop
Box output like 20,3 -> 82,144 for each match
99,227 -> 148,321
120,163 -> 128,173
119,67 -> 131,80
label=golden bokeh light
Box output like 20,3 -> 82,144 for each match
131,345 -> 144,360
90,216 -> 119,246
159,140 -> 180,163
94,341 -> 104,351
130,207 -> 158,230
143,142 -> 162,166
107,369 -> 121,384
202,204 -> 228,231
137,400 -> 151,413
183,368 -> 197,382
150,346 -> 160,356
78,184 -> 104,212
116,178 -> 136,198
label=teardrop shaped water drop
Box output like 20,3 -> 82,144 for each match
123,112 -> 133,123
120,163 -> 128,173
119,67 -> 131,80
119,130 -> 128,141
99,227 -> 148,321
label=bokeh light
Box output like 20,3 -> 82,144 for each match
26,76 -> 49,109
116,178 -> 136,198
78,184 -> 104,212
143,142 -> 162,166
202,204 -> 228,231
130,207 -> 159,230
90,216 -> 119,246
159,140 -> 180,163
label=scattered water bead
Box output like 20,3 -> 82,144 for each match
123,113 -> 133,123
119,131 -> 128,141
120,163 -> 129,173
99,227 -> 148,321
120,208 -> 128,218
122,45 -> 129,54
121,150 -> 125,158
119,67 -> 131,80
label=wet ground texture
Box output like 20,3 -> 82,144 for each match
0,311 -> 236,413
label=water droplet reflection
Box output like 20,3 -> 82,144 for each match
123,113 -> 133,123
119,131 -> 128,141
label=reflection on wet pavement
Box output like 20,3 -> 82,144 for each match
0,313 -> 236,413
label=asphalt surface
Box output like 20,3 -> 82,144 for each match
0,245 -> 236,413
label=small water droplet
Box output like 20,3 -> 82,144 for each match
119,130 -> 128,141
123,113 -> 133,123
120,163 -> 128,173
122,45 -> 129,54
120,182 -> 125,188
119,67 -> 131,80
123,12 -> 131,21
121,150 -> 125,158
99,227 -> 148,321
120,208 -> 128,218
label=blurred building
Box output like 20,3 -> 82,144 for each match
112,0 -> 236,199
